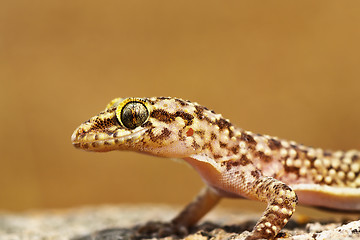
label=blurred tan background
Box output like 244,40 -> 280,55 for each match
1,1 -> 359,212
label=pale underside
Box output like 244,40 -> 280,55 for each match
187,154 -> 360,211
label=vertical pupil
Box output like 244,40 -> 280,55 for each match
121,102 -> 148,129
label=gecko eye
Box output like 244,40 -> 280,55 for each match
118,101 -> 149,129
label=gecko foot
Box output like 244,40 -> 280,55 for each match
136,221 -> 189,238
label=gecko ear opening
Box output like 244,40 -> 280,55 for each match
115,98 -> 150,129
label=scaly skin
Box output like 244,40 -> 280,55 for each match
72,97 -> 360,239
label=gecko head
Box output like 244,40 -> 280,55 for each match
71,97 -> 220,158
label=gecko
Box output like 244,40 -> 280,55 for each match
71,97 -> 360,240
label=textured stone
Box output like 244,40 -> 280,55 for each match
0,205 -> 359,240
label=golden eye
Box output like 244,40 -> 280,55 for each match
118,101 -> 149,129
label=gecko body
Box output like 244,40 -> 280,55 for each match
72,97 -> 360,239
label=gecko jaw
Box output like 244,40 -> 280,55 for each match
71,126 -> 148,152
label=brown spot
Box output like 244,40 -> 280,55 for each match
159,128 -> 170,138
142,121 -> 153,128
219,141 -> 227,148
213,154 -> 222,159
147,99 -> 156,105
158,97 -> 171,100
174,98 -> 187,106
175,111 -> 194,126
352,154 -> 359,161
151,109 -> 174,123
268,138 -> 281,150
149,128 -> 171,142
210,132 -> 217,140
196,130 -> 205,137
255,151 -> 272,162
194,105 -> 215,124
240,132 -> 256,145
290,144 -> 298,149
322,151 -> 331,157
222,159 -> 240,171
231,145 -> 240,154
191,140 -> 200,150
194,105 -> 205,120
240,155 -> 252,165
151,109 -> 194,126
178,130 -> 185,141
215,118 -> 231,130
283,164 -> 301,177
251,170 -> 261,178
89,115 -> 119,131
228,129 -> 234,138
146,129 -> 156,142
202,143 -> 213,152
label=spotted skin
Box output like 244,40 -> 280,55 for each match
72,97 -> 360,239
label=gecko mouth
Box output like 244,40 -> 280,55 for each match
71,126 -> 148,152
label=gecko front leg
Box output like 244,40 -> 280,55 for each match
245,176 -> 298,240
184,157 -> 298,239
172,186 -> 221,228
169,175 -> 297,239
138,186 -> 221,237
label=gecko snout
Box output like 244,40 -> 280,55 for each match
71,125 -> 86,148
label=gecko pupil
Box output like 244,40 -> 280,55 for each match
120,101 -> 149,129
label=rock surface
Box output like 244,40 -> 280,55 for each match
0,205 -> 360,240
